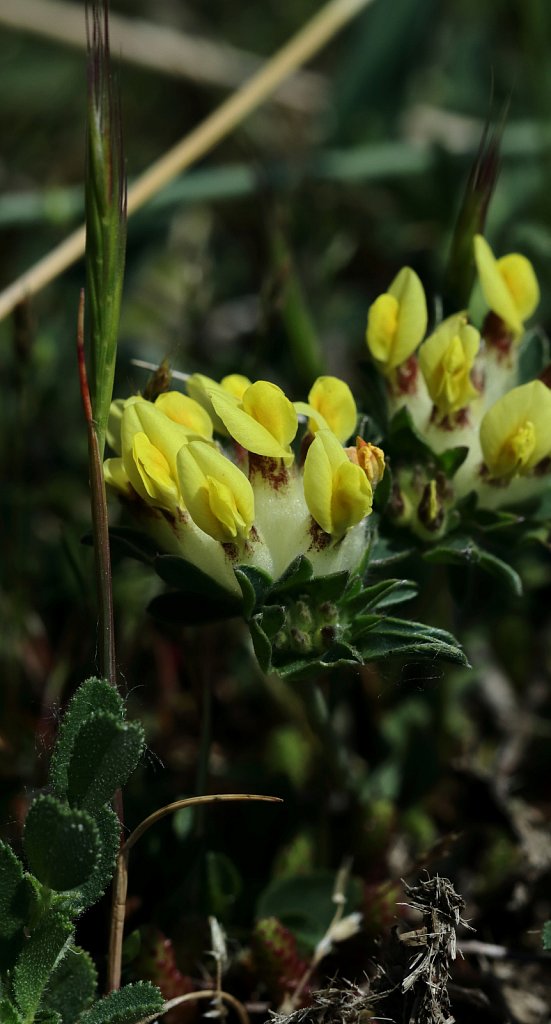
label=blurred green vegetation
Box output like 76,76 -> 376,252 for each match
1,1 -> 551,1020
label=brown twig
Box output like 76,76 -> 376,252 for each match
136,988 -> 251,1024
107,793 -> 282,993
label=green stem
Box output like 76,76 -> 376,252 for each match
299,678 -> 358,797
77,292 -> 116,685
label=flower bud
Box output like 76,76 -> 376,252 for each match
480,380 -> 551,479
366,267 -> 427,373
474,234 -> 539,339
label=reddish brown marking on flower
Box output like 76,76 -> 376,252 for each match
308,520 -> 331,552
222,542 -> 239,562
394,354 -> 419,395
482,311 -> 514,358
249,453 -> 289,489
430,405 -> 471,430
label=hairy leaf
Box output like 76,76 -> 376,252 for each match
66,712 -> 144,813
78,982 -> 164,1024
24,796 -> 100,892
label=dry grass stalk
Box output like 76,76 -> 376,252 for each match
0,0 -> 373,323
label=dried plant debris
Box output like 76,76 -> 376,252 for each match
396,875 -> 473,1024
269,979 -> 382,1024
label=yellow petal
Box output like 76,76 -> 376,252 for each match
497,254 -> 539,321
366,293 -> 399,365
293,400 -> 330,432
303,429 -> 372,538
132,432 -> 180,511
389,266 -> 428,367
187,373 -> 238,434
241,381 -> 298,447
330,459 -> 373,538
303,430 -> 336,535
307,376 -> 357,442
220,374 -> 252,400
366,267 -> 427,371
480,380 -> 551,478
177,440 -> 254,542
103,456 -> 132,497
155,391 -> 213,439
106,398 -> 125,454
474,235 -> 528,336
419,314 -> 480,415
122,399 -> 191,477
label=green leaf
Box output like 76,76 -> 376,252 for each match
257,605 -> 286,638
234,565 -> 273,619
0,841 -> 34,971
155,555 -> 239,606
14,909 -> 73,1021
24,796 -> 100,892
34,1013 -> 62,1024
353,616 -> 468,666
78,982 -> 164,1024
270,556 -> 313,596
249,616 -> 273,673
0,999 -> 21,1024
72,805 -> 120,912
66,712 -> 144,814
366,534 -> 413,568
205,851 -> 242,919
344,578 -> 417,615
274,642 -> 362,682
107,527 -> 161,564
437,446 -> 469,478
542,920 -> 551,951
50,677 -> 125,798
423,536 -> 522,596
257,871 -> 361,951
285,570 -> 350,605
42,946 -> 97,1024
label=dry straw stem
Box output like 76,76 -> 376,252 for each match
0,0 -> 374,323
107,793 -> 283,994
137,989 -> 250,1024
0,0 -> 326,112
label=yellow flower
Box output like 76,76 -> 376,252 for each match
345,437 -> 385,487
418,313 -> 480,415
186,373 -> 239,435
220,374 -> 252,400
303,429 -> 373,539
210,380 -> 298,460
366,267 -> 427,372
480,380 -> 551,479
307,376 -> 357,443
474,234 -> 539,338
177,441 -> 254,543
154,391 -> 213,439
116,398 -> 192,512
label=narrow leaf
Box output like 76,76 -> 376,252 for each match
14,910 -> 73,1020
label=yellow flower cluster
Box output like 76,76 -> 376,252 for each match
364,236 -> 551,524
105,375 -> 385,593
